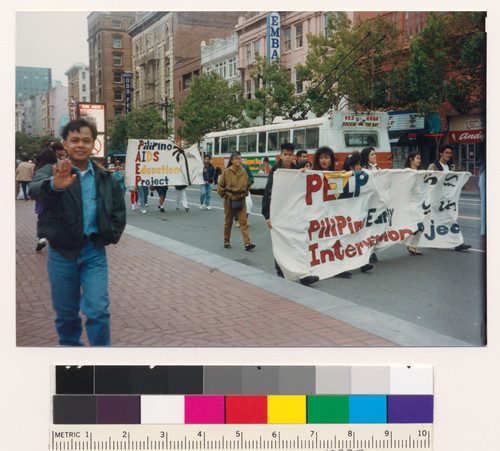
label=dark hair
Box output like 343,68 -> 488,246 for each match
404,151 -> 422,169
296,150 -> 307,158
226,151 -> 241,168
262,156 -> 269,163
297,160 -> 312,169
360,147 -> 375,168
313,146 -> 335,171
204,154 -> 211,160
35,148 -> 57,170
51,142 -> 64,151
62,119 -> 98,141
20,154 -> 29,162
280,142 -> 295,152
439,144 -> 453,155
342,151 -> 361,171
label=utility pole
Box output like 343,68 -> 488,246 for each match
161,98 -> 169,134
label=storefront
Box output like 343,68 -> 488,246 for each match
447,114 -> 485,176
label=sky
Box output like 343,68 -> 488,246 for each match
16,11 -> 90,84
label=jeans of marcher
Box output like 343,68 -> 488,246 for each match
47,242 -> 111,346
20,181 -> 30,199
200,183 -> 212,205
137,185 -> 149,209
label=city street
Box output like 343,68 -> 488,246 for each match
125,185 -> 485,346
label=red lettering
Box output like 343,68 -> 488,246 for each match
345,244 -> 356,258
138,140 -> 144,150
153,151 -> 160,162
135,163 -> 140,174
135,151 -> 142,163
135,175 -> 141,186
308,220 -> 320,241
309,243 -> 321,266
323,174 -> 337,201
305,174 -> 322,205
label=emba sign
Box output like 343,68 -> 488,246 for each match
267,12 -> 281,62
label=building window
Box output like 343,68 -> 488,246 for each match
283,28 -> 291,52
165,58 -> 170,77
246,80 -> 252,99
229,57 -> 236,78
296,78 -> 303,94
246,44 -> 252,63
114,72 -> 122,83
114,91 -> 123,101
183,73 -> 192,90
254,41 -> 260,59
113,37 -> 122,49
295,23 -> 303,48
82,72 -> 86,79
324,14 -> 331,37
113,55 -> 122,66
82,84 -> 87,92
165,26 -> 170,51
115,107 -> 123,116
112,20 -> 121,29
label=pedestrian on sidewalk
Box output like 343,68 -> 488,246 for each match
175,185 -> 190,212
154,183 -> 168,212
403,151 -> 424,256
200,154 -> 215,210
217,151 -> 255,251
16,154 -> 35,200
52,142 -> 67,161
234,160 -> 254,227
112,161 -> 126,199
136,183 -> 149,214
29,119 -> 126,346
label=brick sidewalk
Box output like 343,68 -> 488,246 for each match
16,200 -> 393,347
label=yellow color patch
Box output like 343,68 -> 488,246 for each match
267,396 -> 306,424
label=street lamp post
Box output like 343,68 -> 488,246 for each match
160,98 -> 169,134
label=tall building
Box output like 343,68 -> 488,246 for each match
46,86 -> 69,139
16,66 -> 52,103
87,11 -> 137,130
201,33 -> 239,86
65,63 -> 90,103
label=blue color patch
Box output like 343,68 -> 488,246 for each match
349,395 -> 387,423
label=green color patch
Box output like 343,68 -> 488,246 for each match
307,396 -> 349,424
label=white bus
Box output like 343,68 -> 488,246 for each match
200,111 -> 392,190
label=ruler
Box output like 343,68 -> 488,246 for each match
50,424 -> 432,450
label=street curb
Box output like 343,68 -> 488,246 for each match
124,224 -> 472,347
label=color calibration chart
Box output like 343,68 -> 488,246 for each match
50,365 -> 433,450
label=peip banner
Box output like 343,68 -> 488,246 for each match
124,139 -> 204,188
270,169 -> 470,282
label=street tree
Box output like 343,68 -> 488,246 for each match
109,106 -> 170,151
176,71 -> 247,144
15,132 -> 59,158
245,57 -> 297,124
406,12 -> 486,116
295,12 -> 405,117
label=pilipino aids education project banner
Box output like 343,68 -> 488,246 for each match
270,169 -> 470,282
124,139 -> 204,188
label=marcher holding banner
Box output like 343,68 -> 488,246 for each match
217,152 -> 255,251
403,151 -> 424,255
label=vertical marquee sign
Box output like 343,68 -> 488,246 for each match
267,12 -> 281,62
122,72 -> 133,114
77,103 -> 106,157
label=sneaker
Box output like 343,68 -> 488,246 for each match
245,243 -> 256,251
131,205 -> 138,211
185,207 -> 190,212
335,271 -> 352,279
369,253 -> 378,263
455,243 -> 471,251
158,205 -> 165,212
141,209 -> 147,214
145,203 -> 148,207
360,264 -> 374,273
200,205 -> 204,210
299,275 -> 319,286
176,207 -> 181,211
206,206 -> 212,210
35,241 -> 46,253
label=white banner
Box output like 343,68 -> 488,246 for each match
124,140 -> 204,188
270,169 -> 471,281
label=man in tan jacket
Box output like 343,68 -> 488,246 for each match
15,154 -> 34,200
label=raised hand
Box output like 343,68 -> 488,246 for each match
52,159 -> 77,190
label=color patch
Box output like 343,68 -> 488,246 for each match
204,366 -> 242,394
390,366 -> 433,394
267,396 -> 306,424
351,366 -> 390,394
241,367 -> 279,394
56,366 -> 94,394
225,396 -> 267,424
315,366 -> 351,394
185,396 -> 225,424
279,366 -> 315,394
167,366 -> 203,394
307,396 -> 349,424
141,395 -> 185,424
53,395 -> 96,424
388,395 -> 434,423
349,396 -> 387,423
97,396 -> 140,424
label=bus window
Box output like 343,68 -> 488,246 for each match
279,130 -> 290,146
206,141 -> 213,156
268,132 -> 278,152
239,135 -> 248,153
221,137 -> 228,154
344,132 -> 379,148
229,136 -> 237,153
293,129 -> 305,149
306,127 -> 319,149
248,134 -> 257,153
214,138 -> 219,155
259,132 -> 266,153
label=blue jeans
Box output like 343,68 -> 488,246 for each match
200,183 -> 212,206
137,185 -> 149,209
47,242 -> 111,346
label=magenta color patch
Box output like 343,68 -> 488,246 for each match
185,396 -> 225,424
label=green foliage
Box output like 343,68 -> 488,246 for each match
245,57 -> 297,124
406,12 -> 486,115
15,132 -> 60,157
296,12 -> 405,116
108,106 -> 170,150
177,72 -> 247,144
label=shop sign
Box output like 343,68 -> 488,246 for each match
267,12 -> 281,62
449,130 -> 484,143
388,112 -> 425,131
